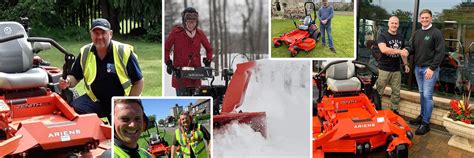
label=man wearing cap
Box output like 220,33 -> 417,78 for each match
165,7 -> 213,96
59,18 -> 144,121
114,99 -> 152,158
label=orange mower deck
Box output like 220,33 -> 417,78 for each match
273,29 -> 317,57
0,91 -> 111,157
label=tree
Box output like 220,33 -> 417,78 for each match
158,119 -> 165,125
359,2 -> 389,21
392,9 -> 412,22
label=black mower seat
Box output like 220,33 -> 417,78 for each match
324,61 -> 361,92
0,68 -> 49,90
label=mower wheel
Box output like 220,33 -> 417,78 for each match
290,46 -> 299,57
387,144 -> 409,158
274,40 -> 282,48
290,50 -> 297,57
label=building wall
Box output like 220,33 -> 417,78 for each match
381,88 -> 451,126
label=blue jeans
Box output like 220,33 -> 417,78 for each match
414,66 -> 440,124
320,23 -> 334,48
71,95 -> 111,122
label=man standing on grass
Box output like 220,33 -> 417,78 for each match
375,16 -> 409,116
171,111 -> 210,158
59,18 -> 144,122
404,9 -> 445,135
318,0 -> 336,53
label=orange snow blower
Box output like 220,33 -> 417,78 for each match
213,61 -> 266,137
0,21 -> 110,157
272,2 -> 321,57
313,60 -> 413,158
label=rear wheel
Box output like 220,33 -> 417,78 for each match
274,40 -> 282,48
387,144 -> 408,158
290,50 -> 297,57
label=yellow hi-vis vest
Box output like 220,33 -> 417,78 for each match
175,124 -> 208,158
113,145 -> 152,158
79,40 -> 135,102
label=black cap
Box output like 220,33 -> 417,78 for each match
91,18 -> 111,31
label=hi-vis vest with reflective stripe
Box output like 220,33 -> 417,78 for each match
113,145 -> 152,158
80,40 -> 135,102
175,124 -> 208,158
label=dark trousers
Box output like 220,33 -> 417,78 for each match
71,94 -> 111,123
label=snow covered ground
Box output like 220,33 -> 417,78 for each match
213,60 -> 311,158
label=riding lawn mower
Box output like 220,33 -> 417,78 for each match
143,121 -> 171,158
313,60 -> 413,158
0,20 -> 111,157
272,2 -> 321,57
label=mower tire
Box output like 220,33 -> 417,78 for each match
387,144 -> 409,158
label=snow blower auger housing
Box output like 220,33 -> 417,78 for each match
213,61 -> 266,137
272,2 -> 321,57
312,60 -> 413,158
0,21 -> 111,157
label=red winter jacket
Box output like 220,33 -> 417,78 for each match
165,25 -> 213,88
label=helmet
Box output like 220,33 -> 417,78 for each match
182,7 -> 199,30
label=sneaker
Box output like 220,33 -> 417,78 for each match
330,47 -> 336,53
322,43 -> 326,47
415,122 -> 430,135
409,115 -> 422,125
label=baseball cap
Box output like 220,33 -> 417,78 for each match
91,18 -> 111,31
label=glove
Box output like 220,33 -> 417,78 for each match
203,58 -> 211,67
166,60 -> 173,75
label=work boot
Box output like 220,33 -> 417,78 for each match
409,115 -> 422,125
330,47 -> 336,53
415,122 -> 430,135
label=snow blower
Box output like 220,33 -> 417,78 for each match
213,61 -> 266,137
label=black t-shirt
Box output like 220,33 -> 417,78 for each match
376,31 -> 404,72
70,43 -> 143,105
173,123 -> 210,158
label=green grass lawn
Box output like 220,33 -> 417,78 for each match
39,40 -> 162,96
271,13 -> 354,58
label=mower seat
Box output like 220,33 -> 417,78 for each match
0,68 -> 49,90
324,61 -> 361,92
0,22 -> 33,73
298,16 -> 312,30
0,22 -> 49,90
150,134 -> 161,145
